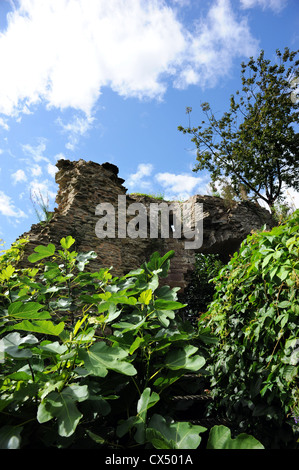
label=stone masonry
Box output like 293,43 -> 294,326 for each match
18,159 -> 275,291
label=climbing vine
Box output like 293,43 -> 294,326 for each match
205,210 -> 299,448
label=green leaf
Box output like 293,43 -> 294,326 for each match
262,253 -> 273,268
40,341 -> 68,355
137,388 -> 160,423
117,416 -> 139,439
113,317 -> 146,333
282,365 -> 298,382
138,289 -> 153,305
125,387 -> 160,444
145,428 -> 175,449
60,236 -> 75,250
155,309 -> 175,327
147,414 -> 206,449
76,251 -> 97,271
154,299 -> 186,310
39,380 -> 65,401
28,243 -> 56,263
0,425 -> 23,449
78,342 -> 137,377
277,267 -> 290,281
129,336 -> 144,354
144,251 -> 174,278
42,265 -> 61,280
147,274 -> 159,291
98,294 -> 137,311
83,382 -> 111,417
110,294 -> 137,305
0,332 -> 38,359
269,266 -> 278,279
7,371 -> 32,381
8,301 -> 51,320
153,297 -> 186,326
0,265 -> 15,281
155,285 -> 179,301
164,345 -> 205,372
277,300 -> 291,308
104,304 -> 122,323
86,430 -> 105,445
153,369 -> 185,390
11,320 -> 65,336
207,425 -> 264,449
49,298 -> 72,310
37,385 -> 89,437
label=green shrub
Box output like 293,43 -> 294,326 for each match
205,210 -> 299,448
129,192 -> 165,200
0,236 -> 262,449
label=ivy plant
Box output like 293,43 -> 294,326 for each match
205,209 -> 299,448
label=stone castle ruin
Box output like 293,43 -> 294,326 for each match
18,158 -> 274,291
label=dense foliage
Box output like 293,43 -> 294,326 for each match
2,208 -> 298,449
0,237 -> 262,449
205,210 -> 299,448
179,48 -> 299,210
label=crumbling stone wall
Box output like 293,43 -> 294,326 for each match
18,159 -> 275,290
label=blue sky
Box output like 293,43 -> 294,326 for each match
0,0 -> 298,249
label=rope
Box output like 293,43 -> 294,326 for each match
171,394 -> 211,401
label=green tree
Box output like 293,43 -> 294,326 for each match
178,48 -> 299,212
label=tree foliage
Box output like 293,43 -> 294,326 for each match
178,48 -> 299,211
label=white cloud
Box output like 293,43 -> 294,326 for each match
57,114 -> 95,151
11,168 -> 27,184
128,167 -> 211,200
240,0 -> 287,12
155,172 -> 209,200
29,179 -> 57,201
282,185 -> 299,211
54,153 -> 66,162
175,0 -> 259,89
21,139 -> 49,163
30,164 -> 43,177
171,0 -> 191,6
127,163 -> 154,189
57,115 -> 94,135
0,0 -> 185,117
0,117 -> 9,131
0,191 -> 27,218
0,0 -> 258,118
47,163 -> 58,178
